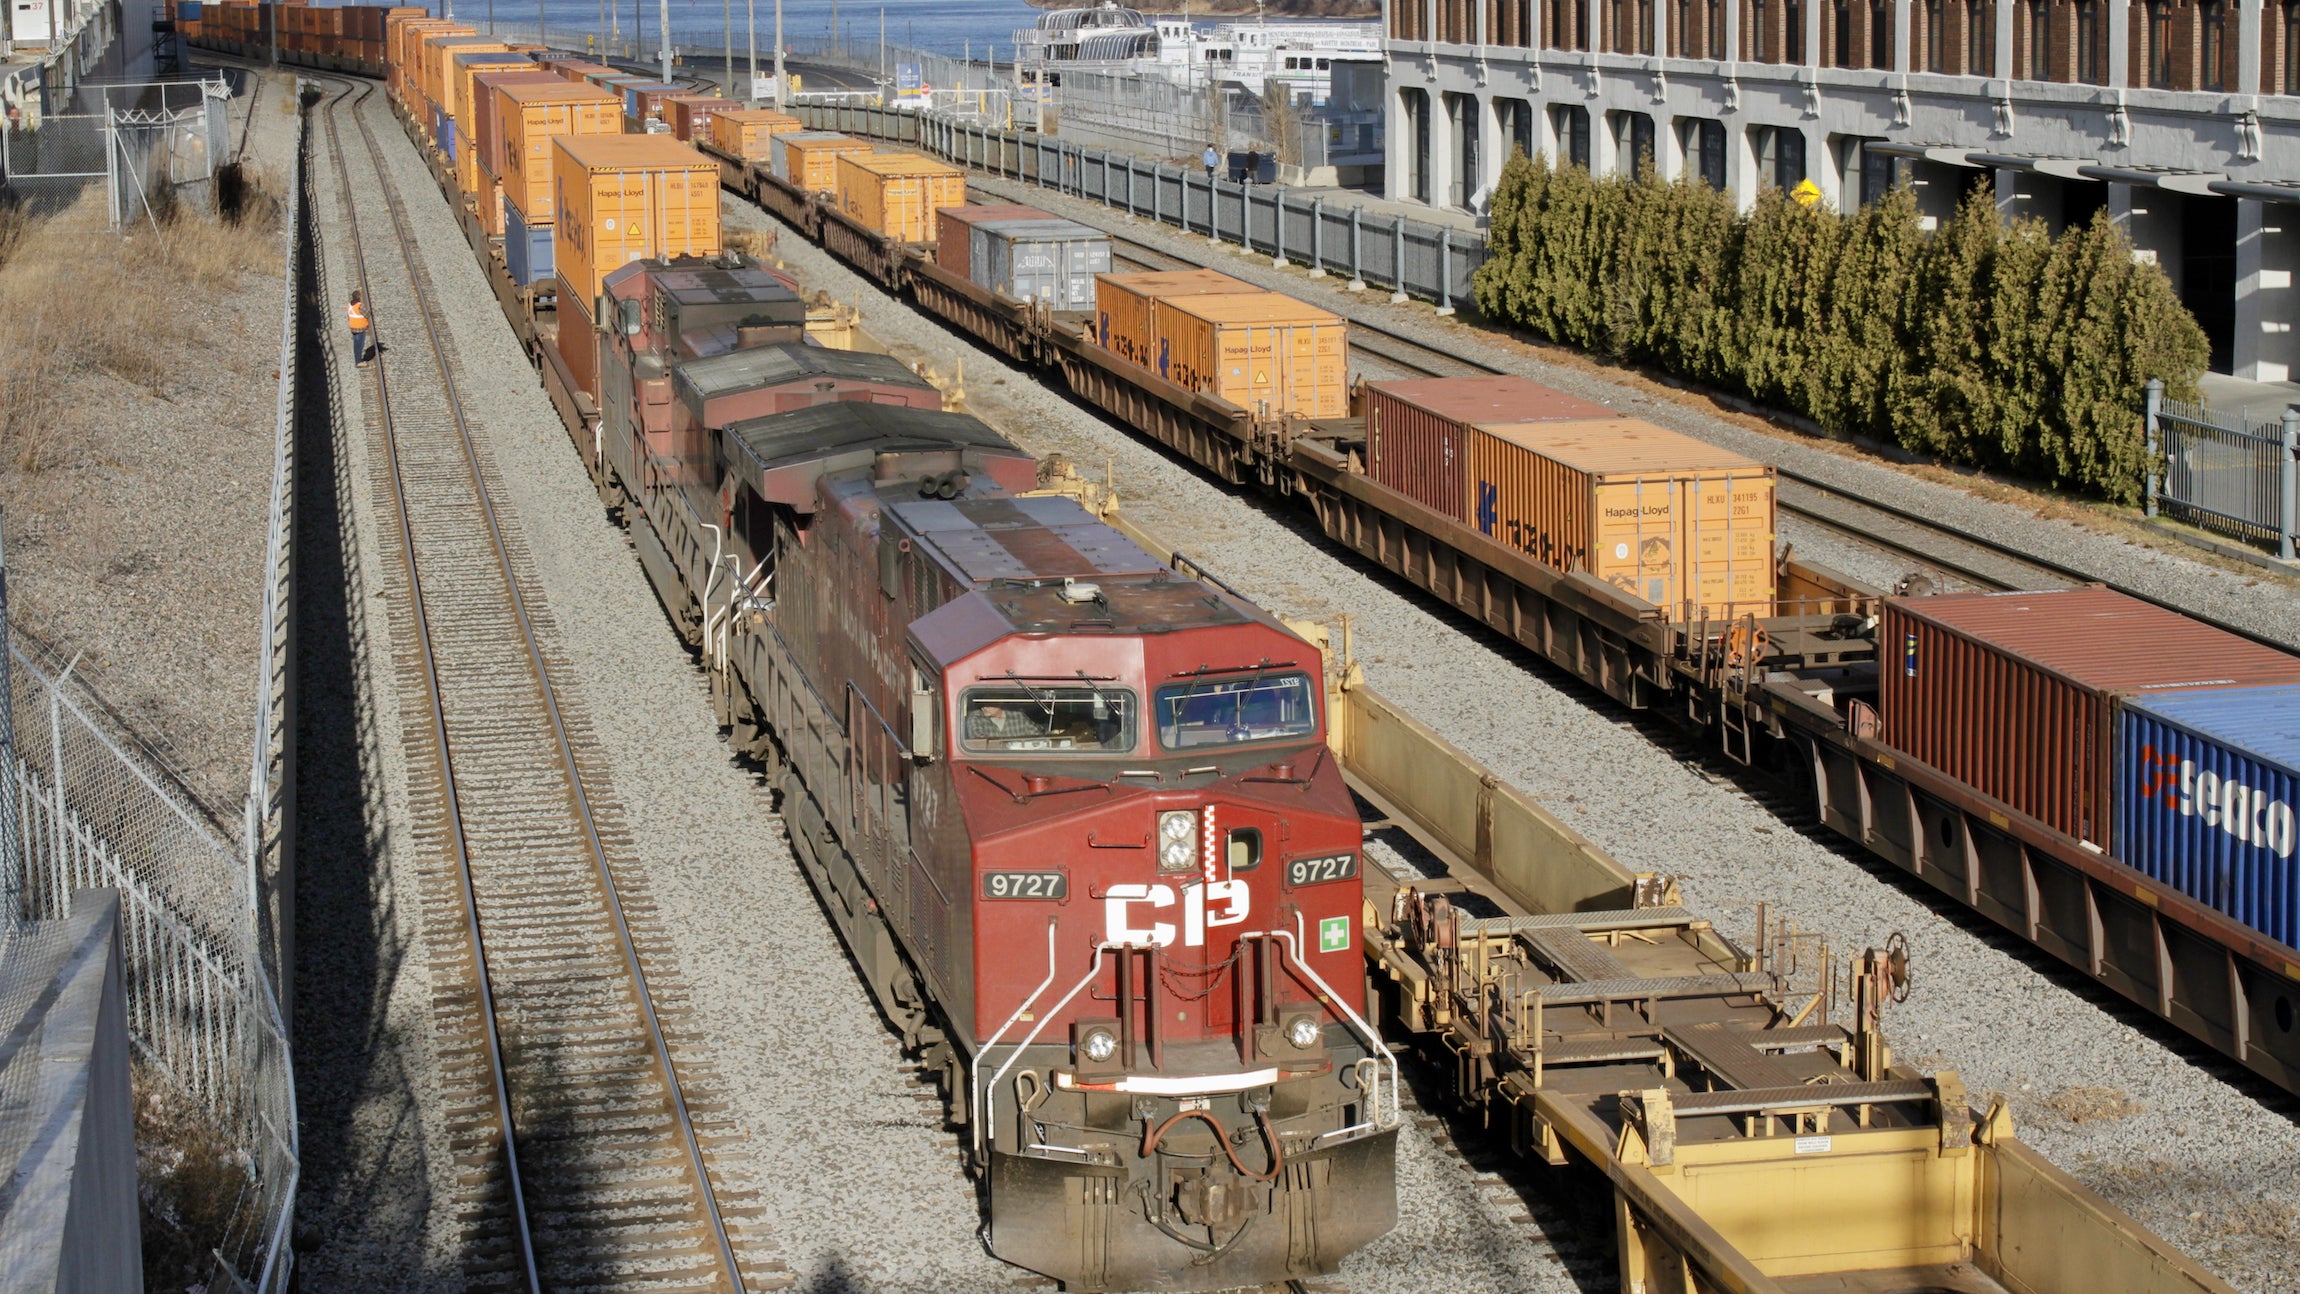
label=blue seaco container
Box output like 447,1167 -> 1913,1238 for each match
505,202 -> 553,287
2115,683 -> 2300,948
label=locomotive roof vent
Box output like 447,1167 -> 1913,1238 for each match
1058,578 -> 1104,605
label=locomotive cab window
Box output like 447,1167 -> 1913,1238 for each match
959,684 -> 1137,753
1155,672 -> 1318,750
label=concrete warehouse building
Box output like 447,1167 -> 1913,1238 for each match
1379,0 -> 2300,380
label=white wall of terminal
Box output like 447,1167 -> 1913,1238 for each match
1379,8 -> 2300,381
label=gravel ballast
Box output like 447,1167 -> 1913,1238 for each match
734,196 -> 2300,1290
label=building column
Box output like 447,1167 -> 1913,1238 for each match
1725,0 -> 1742,60
2240,0 -> 2262,93
1386,82 -> 1414,202
2236,198 -> 2298,382
1732,121 -> 1762,207
2114,181 -> 2184,296
1807,0 -> 1826,65
1896,0 -> 1913,68
1479,92 -> 1507,198
1996,0 -> 2015,82
2108,0 -> 2129,85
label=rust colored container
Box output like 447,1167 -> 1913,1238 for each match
709,108 -> 804,160
1090,270 -> 1261,370
665,95 -> 737,142
556,275 -> 600,402
1148,292 -> 1349,419
933,203 -> 1054,281
1364,376 -> 1617,523
550,135 -> 722,303
780,133 -> 875,194
1879,588 -> 2300,846
553,59 -> 615,82
835,152 -> 967,243
1465,418 -> 1775,617
498,81 -> 623,222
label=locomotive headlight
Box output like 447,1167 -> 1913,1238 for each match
1158,810 -> 1197,871
1286,1016 -> 1321,1049
1080,1027 -> 1119,1065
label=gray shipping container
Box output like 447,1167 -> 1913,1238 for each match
769,131 -> 845,183
971,218 -> 1113,312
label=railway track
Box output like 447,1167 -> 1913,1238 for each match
318,76 -> 780,1292
1100,225 -> 2300,643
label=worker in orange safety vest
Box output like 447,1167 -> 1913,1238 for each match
347,292 -> 373,365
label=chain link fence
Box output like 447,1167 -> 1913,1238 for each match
0,82 -> 302,1293
1,77 -> 229,218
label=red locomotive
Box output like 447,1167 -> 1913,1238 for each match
567,257 -> 1401,1289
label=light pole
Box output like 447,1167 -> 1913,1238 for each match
746,0 -> 757,101
658,0 -> 670,80
772,0 -> 784,106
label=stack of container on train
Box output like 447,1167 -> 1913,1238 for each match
181,8 -> 2300,1070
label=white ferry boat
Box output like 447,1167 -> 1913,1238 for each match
1012,3 -> 1381,101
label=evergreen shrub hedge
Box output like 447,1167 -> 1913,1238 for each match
1471,152 -> 2211,504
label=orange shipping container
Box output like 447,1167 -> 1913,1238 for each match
421,37 -> 506,121
390,21 -> 467,104
1090,271 -> 1262,370
1147,292 -> 1349,419
834,152 -> 966,243
550,135 -> 722,304
665,95 -> 737,142
1464,419 -> 1776,617
472,70 -> 566,184
781,133 -> 874,194
709,108 -> 803,159
498,81 -> 623,223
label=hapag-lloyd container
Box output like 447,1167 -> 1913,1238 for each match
1364,375 -> 1616,523
550,135 -> 721,303
497,81 -> 622,223
1465,418 -> 1775,616
778,132 -> 874,192
2115,684 -> 2300,948
710,108 -> 804,160
974,219 -> 1112,312
555,274 -> 599,398
934,203 -> 1056,281
1148,292 -> 1349,419
1879,588 -> 2300,846
835,151 -> 967,242
1092,271 -> 1261,370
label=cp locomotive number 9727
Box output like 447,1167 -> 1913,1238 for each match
578,256 -> 1400,1290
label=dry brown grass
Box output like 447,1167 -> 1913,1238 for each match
2039,1084 -> 2146,1124
135,1062 -> 260,1292
0,171 -> 283,472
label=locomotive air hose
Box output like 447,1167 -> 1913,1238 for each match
1140,1108 -> 1284,1183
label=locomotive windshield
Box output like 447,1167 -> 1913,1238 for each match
960,683 -> 1138,753
1154,671 -> 1318,750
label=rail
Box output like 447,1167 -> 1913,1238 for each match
793,101 -> 1484,310
318,75 -> 748,1290
2146,379 -> 2300,560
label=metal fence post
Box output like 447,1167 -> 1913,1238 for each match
1390,215 -> 1408,303
2144,377 -> 2163,518
1308,196 -> 1325,277
1436,232 -> 1455,315
1125,158 -> 1136,216
1153,163 -> 1163,227
1347,206 -> 1366,291
2283,408 -> 2298,562
1100,150 -> 1109,205
1272,192 -> 1288,268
